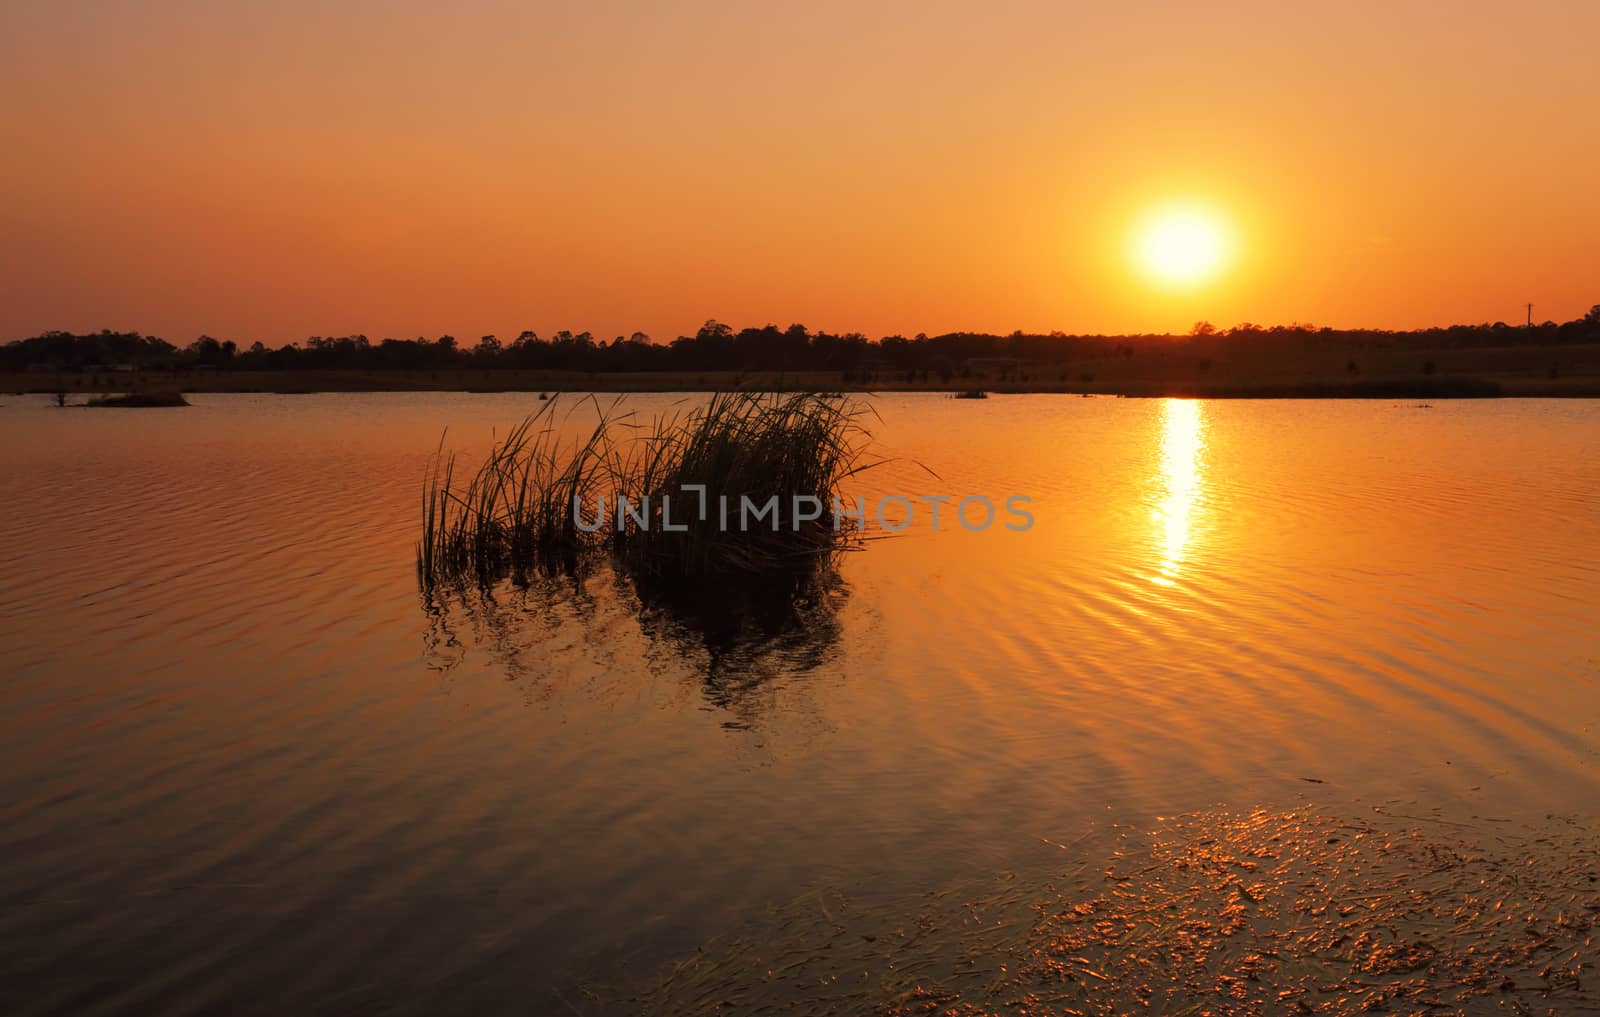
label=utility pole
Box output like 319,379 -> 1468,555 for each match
1527,303 -> 1533,329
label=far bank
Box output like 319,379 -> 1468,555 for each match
6,341 -> 1600,398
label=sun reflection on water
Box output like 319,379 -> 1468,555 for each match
1153,398 -> 1206,585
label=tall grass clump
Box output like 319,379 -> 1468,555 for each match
418,392 -> 878,594
612,391 -> 876,583
418,397 -> 618,589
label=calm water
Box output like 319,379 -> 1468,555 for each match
2,393 -> 1598,1015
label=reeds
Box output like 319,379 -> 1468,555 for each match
418,392 -> 879,593
418,397 -> 616,588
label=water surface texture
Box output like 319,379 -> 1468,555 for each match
2,394 -> 1597,1015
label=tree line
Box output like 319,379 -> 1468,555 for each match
6,308 -> 1600,377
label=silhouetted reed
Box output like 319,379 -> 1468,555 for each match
417,393 -> 878,594
610,391 -> 876,583
418,398 -> 615,589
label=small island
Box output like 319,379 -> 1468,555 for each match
84,391 -> 190,408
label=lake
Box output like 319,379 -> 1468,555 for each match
2,393 -> 1598,1015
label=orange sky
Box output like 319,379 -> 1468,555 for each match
2,1 -> 1597,344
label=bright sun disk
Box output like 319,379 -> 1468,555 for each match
1134,205 -> 1232,287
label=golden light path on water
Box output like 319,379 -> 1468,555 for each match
1153,397 -> 1206,585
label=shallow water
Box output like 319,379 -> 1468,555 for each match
2,393 -> 1597,1015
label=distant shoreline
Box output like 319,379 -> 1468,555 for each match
6,368 -> 1600,399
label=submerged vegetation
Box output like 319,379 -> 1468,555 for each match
417,392 -> 879,595
627,802 -> 1600,1016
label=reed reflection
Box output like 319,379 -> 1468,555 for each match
421,564 -> 846,723
1152,398 -> 1206,585
630,566 -> 848,725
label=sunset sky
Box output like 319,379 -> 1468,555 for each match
3,1 -> 1596,345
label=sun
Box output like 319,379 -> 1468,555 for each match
1132,203 -> 1234,288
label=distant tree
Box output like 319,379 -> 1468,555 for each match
189,335 -> 222,356
187,335 -> 236,366
9,308 -> 1600,379
697,320 -> 733,342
